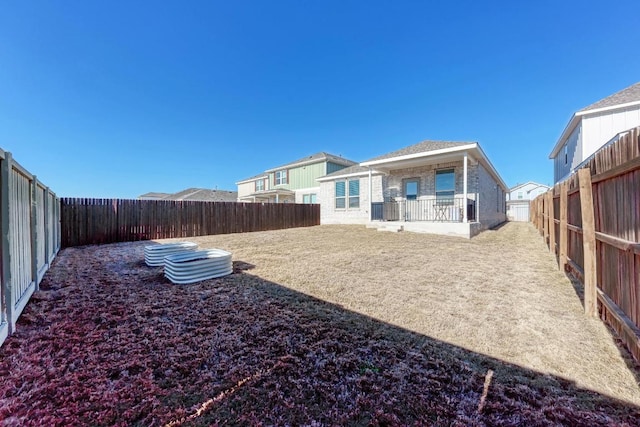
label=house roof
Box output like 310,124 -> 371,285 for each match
264,152 -> 356,172
169,188 -> 238,202
138,192 -> 171,199
579,81 -> 640,112
363,141 -> 472,163
549,81 -> 640,158
509,181 -> 550,192
235,173 -> 269,185
138,188 -> 238,202
316,164 -> 384,181
327,139 -> 507,190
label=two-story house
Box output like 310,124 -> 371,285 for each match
236,152 -> 357,203
549,81 -> 640,183
506,181 -> 550,222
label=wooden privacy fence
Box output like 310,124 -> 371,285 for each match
531,126 -> 640,361
0,150 -> 60,347
60,198 -> 320,247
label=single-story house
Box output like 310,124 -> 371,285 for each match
317,140 -> 507,238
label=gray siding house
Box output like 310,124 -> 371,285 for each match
317,140 -> 507,238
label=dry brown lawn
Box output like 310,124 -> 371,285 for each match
183,221 -> 640,405
3,221 -> 640,425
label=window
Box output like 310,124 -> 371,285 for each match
517,191 -> 523,199
349,179 -> 360,208
303,194 -> 317,204
255,179 -> 264,192
335,179 -> 359,209
564,145 -> 568,165
404,179 -> 419,200
275,170 -> 287,185
335,182 -> 345,209
435,169 -> 454,204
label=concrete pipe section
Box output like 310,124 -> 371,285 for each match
144,242 -> 198,267
164,249 -> 233,284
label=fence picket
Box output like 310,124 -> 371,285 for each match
531,125 -> 640,361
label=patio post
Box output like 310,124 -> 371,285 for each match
368,167 -> 372,220
463,152 -> 468,222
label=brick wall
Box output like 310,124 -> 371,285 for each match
319,174 -> 383,224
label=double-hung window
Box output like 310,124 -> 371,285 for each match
435,169 -> 455,204
255,179 -> 264,192
335,179 -> 360,209
348,179 -> 360,208
275,170 -> 287,186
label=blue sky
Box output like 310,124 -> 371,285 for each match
2,1 -> 639,198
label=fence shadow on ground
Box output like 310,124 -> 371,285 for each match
1,245 -> 639,425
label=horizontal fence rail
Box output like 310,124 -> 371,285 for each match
60,199 -> 320,247
0,149 -> 60,347
531,126 -> 640,362
371,198 -> 476,222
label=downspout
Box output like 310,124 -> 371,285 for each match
463,152 -> 468,223
368,167 -> 373,221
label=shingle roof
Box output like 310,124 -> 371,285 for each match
138,192 -> 171,199
139,188 -> 238,202
266,152 -> 356,171
363,140 -> 474,162
321,164 -> 372,179
579,81 -> 640,112
236,173 -> 268,184
168,188 -> 238,202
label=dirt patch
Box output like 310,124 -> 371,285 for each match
0,222 -> 639,425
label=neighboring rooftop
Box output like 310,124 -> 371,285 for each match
138,192 -> 171,200
318,164 -> 375,180
265,152 -> 356,172
579,81 -> 640,112
235,173 -> 269,185
363,141 -> 474,163
138,188 -> 238,202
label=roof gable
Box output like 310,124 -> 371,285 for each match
363,140 -> 474,163
579,81 -> 640,112
509,181 -> 550,192
265,151 -> 356,172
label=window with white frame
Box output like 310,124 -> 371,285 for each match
255,179 -> 264,192
335,179 -> 359,209
275,170 -> 287,185
517,191 -> 523,199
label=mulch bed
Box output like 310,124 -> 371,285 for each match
0,241 -> 639,426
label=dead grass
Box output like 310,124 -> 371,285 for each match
183,222 -> 640,405
1,222 -> 640,425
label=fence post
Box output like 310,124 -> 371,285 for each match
43,187 -> 50,268
559,181 -> 568,270
1,153 -> 14,333
547,190 -> 556,254
578,168 -> 597,317
30,176 -> 39,291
